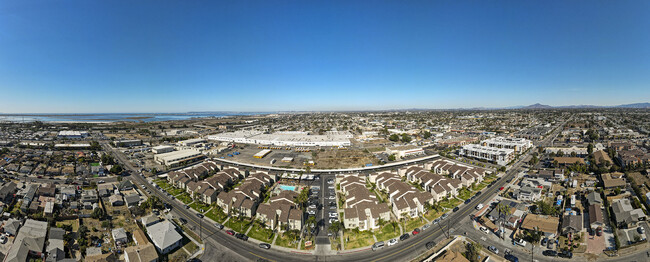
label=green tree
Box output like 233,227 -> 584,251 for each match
587,143 -> 594,155
91,207 -> 105,219
389,134 -> 400,142
388,154 -> 396,161
401,134 -> 412,143
465,242 -> 483,262
423,131 -> 432,139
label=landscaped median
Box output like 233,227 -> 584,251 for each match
247,222 -> 275,243
205,207 -> 228,223
343,229 -> 375,249
402,216 -> 428,232
225,217 -> 252,233
374,224 -> 400,242
190,202 -> 210,213
175,192 -> 193,204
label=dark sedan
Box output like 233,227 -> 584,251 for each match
399,234 -> 410,241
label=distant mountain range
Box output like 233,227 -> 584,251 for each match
516,102 -> 650,109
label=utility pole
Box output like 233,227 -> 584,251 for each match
531,244 -> 534,262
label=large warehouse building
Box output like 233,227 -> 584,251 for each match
154,149 -> 203,167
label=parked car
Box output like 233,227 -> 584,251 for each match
179,218 -> 187,224
504,254 -> 519,262
541,237 -> 548,246
215,223 -> 224,230
514,239 -> 527,247
559,251 -> 573,258
543,250 -> 557,257
196,213 -> 204,218
259,243 -> 271,249
235,233 -> 249,241
372,241 -> 384,251
422,224 -> 430,231
425,241 -> 435,250
464,199 -> 471,204
412,228 -> 420,235
399,234 -> 410,241
479,226 -> 489,234
226,230 -> 235,236
441,213 -> 449,220
433,218 -> 440,224
387,238 -> 398,246
452,207 -> 459,212
487,246 -> 499,254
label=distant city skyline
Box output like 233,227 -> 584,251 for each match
1,1 -> 649,113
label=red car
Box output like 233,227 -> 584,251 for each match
412,228 -> 421,235
499,187 -> 504,191
226,230 -> 236,236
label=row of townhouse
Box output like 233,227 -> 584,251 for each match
256,190 -> 303,231
185,168 -> 242,204
216,172 -> 276,218
375,172 -> 433,220
167,161 -> 220,189
429,159 -> 486,187
339,175 -> 391,231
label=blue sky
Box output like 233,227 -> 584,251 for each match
1,1 -> 649,113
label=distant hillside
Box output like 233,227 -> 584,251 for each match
522,103 -> 553,109
615,103 -> 650,108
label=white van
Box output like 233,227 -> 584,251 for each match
476,204 -> 484,210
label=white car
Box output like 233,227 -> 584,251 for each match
387,238 -> 398,246
479,226 -> 489,234
307,210 -> 316,215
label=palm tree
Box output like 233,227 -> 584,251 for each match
496,203 -> 511,239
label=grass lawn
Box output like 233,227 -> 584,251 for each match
190,202 -> 210,213
205,208 -> 228,223
176,192 -> 193,204
275,233 -> 299,249
402,217 -> 427,232
330,235 -> 342,251
154,179 -> 173,190
458,188 -> 472,200
483,175 -> 497,184
247,222 -> 275,242
56,220 -> 79,231
374,224 -> 400,242
472,182 -> 488,192
424,209 -> 445,221
344,229 -> 375,249
225,217 -> 253,233
184,239 -> 199,254
168,187 -> 185,196
439,198 -> 462,209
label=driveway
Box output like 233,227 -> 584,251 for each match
586,230 -> 605,254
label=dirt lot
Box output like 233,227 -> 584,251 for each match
313,148 -> 379,169
214,144 -> 380,169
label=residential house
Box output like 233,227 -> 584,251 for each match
588,204 -> 605,231
146,221 -> 183,254
520,214 -> 559,238
611,199 -> 645,228
561,214 -> 583,235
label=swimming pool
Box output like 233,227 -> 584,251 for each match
279,185 -> 296,191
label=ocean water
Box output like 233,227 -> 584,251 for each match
0,112 -> 269,123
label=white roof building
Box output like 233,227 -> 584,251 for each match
154,149 -> 203,167
146,221 -> 183,254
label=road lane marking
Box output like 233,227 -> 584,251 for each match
249,252 -> 277,262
